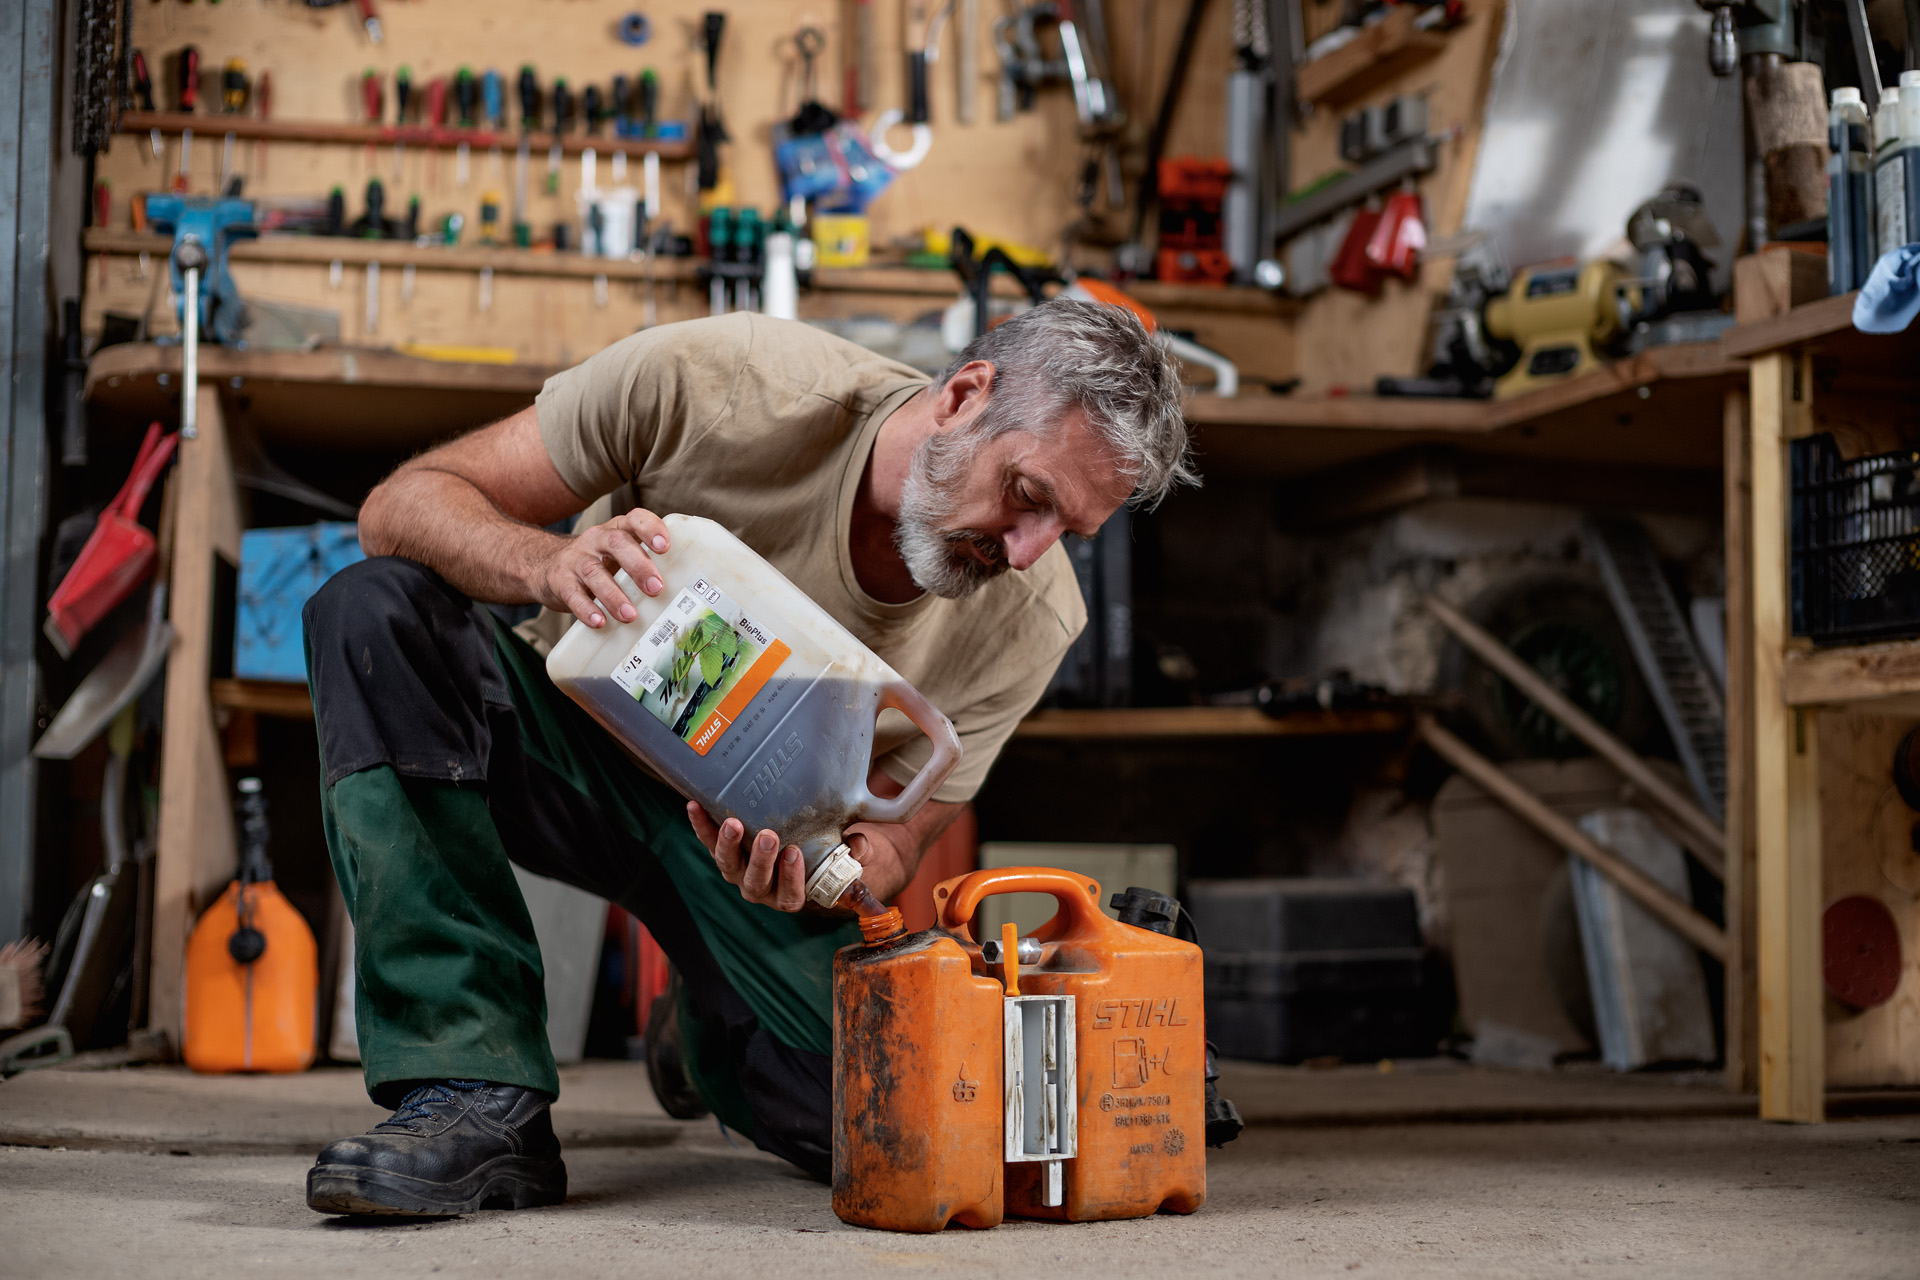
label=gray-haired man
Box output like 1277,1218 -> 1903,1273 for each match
300,300 -> 1193,1216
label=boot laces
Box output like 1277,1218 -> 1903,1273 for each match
379,1079 -> 489,1128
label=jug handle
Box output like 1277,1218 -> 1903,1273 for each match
933,866 -> 1110,943
851,681 -> 964,826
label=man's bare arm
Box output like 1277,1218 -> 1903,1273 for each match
359,406 -> 671,628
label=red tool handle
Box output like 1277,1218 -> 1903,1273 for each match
112,423 -> 181,521
427,76 -> 448,127
362,69 -> 383,124
178,45 -> 199,112
256,71 -> 272,121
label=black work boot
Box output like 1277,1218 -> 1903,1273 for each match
306,1080 -> 567,1217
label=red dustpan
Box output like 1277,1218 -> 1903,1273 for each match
44,423 -> 178,659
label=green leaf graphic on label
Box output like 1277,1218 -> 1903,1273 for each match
699,645 -> 724,685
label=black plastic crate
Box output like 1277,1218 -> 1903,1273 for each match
1187,880 -> 1451,1063
1792,433 -> 1920,643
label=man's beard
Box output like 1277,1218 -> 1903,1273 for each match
893,431 -> 1009,600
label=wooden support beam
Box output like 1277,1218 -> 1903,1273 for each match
1417,716 -> 1729,961
149,385 -> 241,1048
1750,352 -> 1826,1123
1426,593 -> 1728,866
1723,387 -> 1760,1095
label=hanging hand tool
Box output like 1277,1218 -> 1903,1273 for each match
871,2 -> 943,171
454,67 -> 477,187
638,68 -> 658,137
361,68 -> 384,170
549,78 -> 573,195
584,83 -> 605,137
515,66 -> 539,246
355,0 -> 382,44
612,75 -> 631,136
696,12 -> 729,191
133,50 -> 160,159
254,72 -> 271,181
426,75 -> 448,186
393,65 -> 412,179
957,0 -> 978,124
220,59 -> 248,191
480,189 -> 502,243
175,45 -> 199,193
846,0 -> 875,115
482,68 -> 504,180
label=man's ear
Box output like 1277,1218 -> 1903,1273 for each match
933,360 -> 994,429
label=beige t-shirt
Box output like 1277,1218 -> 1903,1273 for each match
525,313 -> 1085,803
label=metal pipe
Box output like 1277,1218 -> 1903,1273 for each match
180,262 -> 200,440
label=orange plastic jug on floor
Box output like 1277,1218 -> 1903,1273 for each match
183,778 -> 317,1073
832,867 -> 1207,1232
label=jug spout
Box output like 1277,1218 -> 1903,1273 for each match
804,841 -> 864,908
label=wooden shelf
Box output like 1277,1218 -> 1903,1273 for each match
86,342 -> 555,451
87,228 -> 702,284
86,230 -> 1295,316
1722,292 -> 1857,358
1296,7 -> 1450,107
1186,340 -> 1745,479
208,683 -> 1409,740
118,110 -> 690,161
1780,639 -> 1920,706
211,678 -> 313,719
1010,706 -> 1409,739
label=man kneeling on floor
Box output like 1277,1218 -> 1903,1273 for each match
301,300 -> 1194,1216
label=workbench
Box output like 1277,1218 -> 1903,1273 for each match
1728,294 -> 1920,1122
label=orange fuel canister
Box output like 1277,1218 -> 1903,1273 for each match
831,867 -> 1207,1233
833,906 -> 1006,1232
937,868 -> 1208,1223
183,877 -> 318,1073
182,777 -> 318,1074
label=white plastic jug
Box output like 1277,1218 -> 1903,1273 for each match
545,515 -> 963,907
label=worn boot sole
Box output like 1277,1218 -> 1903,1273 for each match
306,1155 -> 567,1217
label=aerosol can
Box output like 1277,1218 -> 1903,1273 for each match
546,514 -> 962,909
833,867 -> 1208,1232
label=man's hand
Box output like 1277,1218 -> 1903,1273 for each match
532,508 -> 674,629
686,767 -> 963,914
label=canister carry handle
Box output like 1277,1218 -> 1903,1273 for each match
933,866 -> 1115,944
851,680 -> 964,826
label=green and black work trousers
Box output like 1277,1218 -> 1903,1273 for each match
303,555 -> 859,1177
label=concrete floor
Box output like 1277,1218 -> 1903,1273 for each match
3,1060 -> 1918,1278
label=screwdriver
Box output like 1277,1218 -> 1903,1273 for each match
133,50 -> 160,159
548,77 -> 571,195
454,66 -> 476,187
515,66 -> 539,248
361,67 -> 383,169
175,45 -> 199,193
393,65 -> 412,179
426,75 -> 448,186
612,75 -> 631,137
482,69 -> 503,179
255,71 -> 271,181
479,189 -> 502,244
638,68 -> 658,138
584,83 -> 605,136
221,59 -> 248,189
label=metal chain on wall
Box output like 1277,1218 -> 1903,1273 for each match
72,0 -> 122,157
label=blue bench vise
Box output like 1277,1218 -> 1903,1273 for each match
144,195 -> 258,347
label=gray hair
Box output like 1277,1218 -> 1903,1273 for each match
933,298 -> 1198,508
